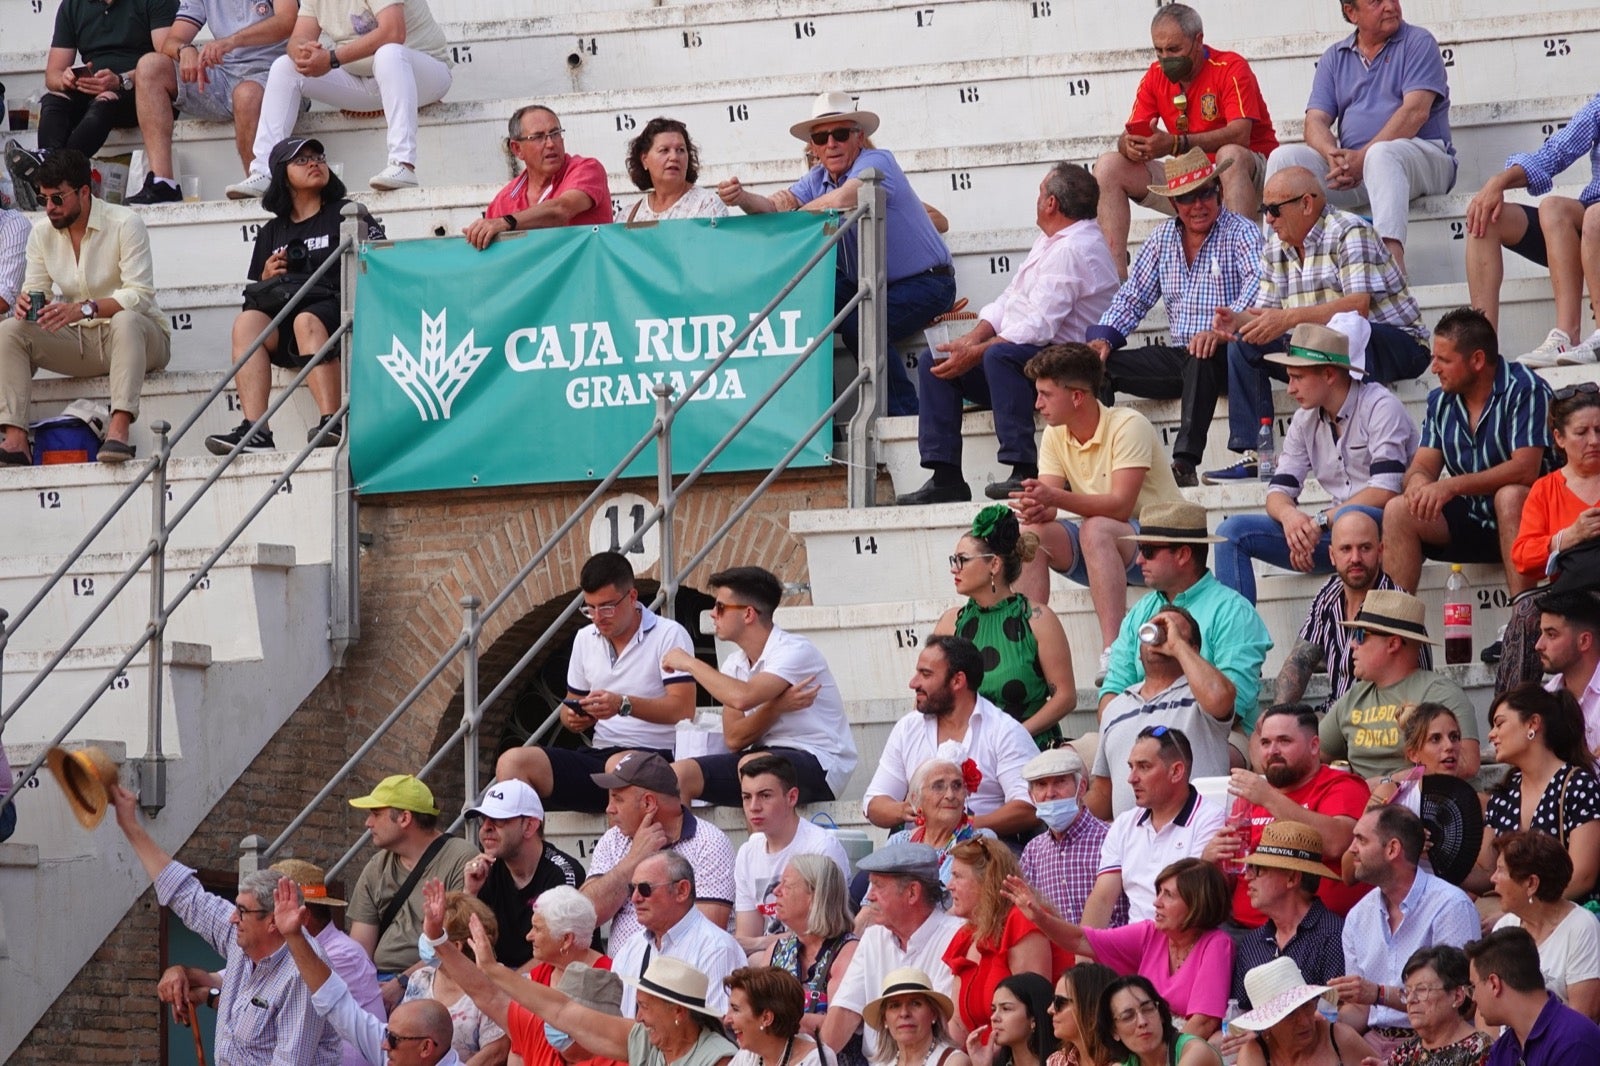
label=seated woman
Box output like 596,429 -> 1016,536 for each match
967,974 -> 1058,1066
724,967 -> 826,1066
756,855 -> 861,1063
1365,702 -> 1475,802
621,118 -> 729,222
402,891 -> 509,1063
1228,958 -> 1373,1066
856,758 -> 992,909
943,839 -> 1068,1034
1046,964 -> 1119,1066
1094,977 -> 1220,1066
864,968 -> 971,1066
1366,946 -> 1489,1066
1490,830 -> 1600,1019
1007,860 -> 1234,1038
513,885 -> 613,1066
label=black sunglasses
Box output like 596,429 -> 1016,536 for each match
1261,193 -> 1306,219
384,1029 -> 429,1050
42,191 -> 74,207
627,878 -> 685,898
1555,382 -> 1600,401
809,127 -> 856,146
1173,185 -> 1219,206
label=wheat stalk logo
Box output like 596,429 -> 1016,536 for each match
376,309 -> 492,421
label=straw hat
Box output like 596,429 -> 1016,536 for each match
270,858 -> 347,907
623,957 -> 721,1022
1230,958 -> 1333,1032
1121,500 -> 1226,544
1336,588 -> 1441,646
46,745 -> 119,829
789,90 -> 880,141
1245,821 -> 1334,879
1146,147 -> 1233,199
1266,314 -> 1369,380
862,968 -> 956,1029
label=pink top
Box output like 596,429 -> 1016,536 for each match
486,154 -> 614,226
1082,922 -> 1234,1020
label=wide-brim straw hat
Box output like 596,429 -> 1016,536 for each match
271,858 -> 348,907
1336,588 -> 1441,646
1231,958 -> 1334,1032
862,968 -> 956,1029
1245,821 -> 1334,879
623,957 -> 721,1023
1121,500 -> 1225,544
1146,147 -> 1233,199
46,745 -> 119,829
790,90 -> 881,141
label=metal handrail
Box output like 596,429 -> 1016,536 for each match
259,172 -> 891,871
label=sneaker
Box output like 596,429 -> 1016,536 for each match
1171,459 -> 1198,488
1517,328 -> 1573,369
1094,646 -> 1112,686
1202,452 -> 1258,484
225,172 -> 272,200
4,139 -> 41,211
125,172 -> 182,205
368,162 -> 418,191
1557,330 -> 1600,365
204,420 -> 276,456
308,414 -> 342,447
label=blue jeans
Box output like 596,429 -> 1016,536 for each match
1224,324 -> 1432,451
835,268 -> 957,417
1214,504 -> 1385,603
916,341 -> 1044,468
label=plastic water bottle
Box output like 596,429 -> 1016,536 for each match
1444,565 -> 1472,664
1220,998 -> 1242,1064
1257,417 -> 1275,481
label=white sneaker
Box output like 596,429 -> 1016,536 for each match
1557,330 -> 1600,365
1517,328 -> 1573,368
368,162 -> 418,191
1094,646 -> 1112,686
225,172 -> 271,200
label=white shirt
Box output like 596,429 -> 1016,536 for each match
1546,668 -> 1600,754
723,626 -> 857,796
1494,906 -> 1600,1002
312,971 -> 464,1066
863,696 -> 1037,819
23,197 -> 165,332
978,218 -> 1119,347
734,817 -> 852,932
611,907 -> 748,1017
1097,786 -> 1226,922
0,206 -> 29,312
567,605 -> 695,750
830,910 -> 965,1056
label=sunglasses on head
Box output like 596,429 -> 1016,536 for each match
1261,193 -> 1306,219
1555,382 -> 1600,401
809,127 -> 856,146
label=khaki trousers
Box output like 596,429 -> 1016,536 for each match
0,312 -> 171,429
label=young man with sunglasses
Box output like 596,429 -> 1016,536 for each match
1089,147 -> 1263,487
462,104 -> 612,250
0,148 -> 170,464
495,551 -> 697,814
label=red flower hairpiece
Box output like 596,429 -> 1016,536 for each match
961,759 -> 983,793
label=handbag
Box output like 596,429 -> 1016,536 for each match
241,274 -> 335,318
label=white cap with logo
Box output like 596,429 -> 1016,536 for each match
468,779 -> 546,821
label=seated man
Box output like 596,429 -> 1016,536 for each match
1019,746 -> 1121,926
462,779 -> 584,970
1469,927 -> 1600,1063
0,202 -> 25,312
1265,0 -> 1456,275
1099,501 -> 1272,734
1089,148 -> 1263,487
1467,93 -> 1600,366
1382,308 -> 1553,597
3,0 -> 177,209
1207,166 -> 1430,482
718,91 -> 954,417
1274,509 -> 1430,712
1011,343 -> 1185,680
862,635 -> 1040,840
125,0 -> 296,203
1214,318 -> 1418,603
226,0 -> 453,198
1230,822 -> 1347,1008
606,851 -> 746,1017
898,161 -> 1118,504
1088,605 -> 1235,819
663,565 -> 856,806
462,105 -> 613,250
1536,590 -> 1600,753
496,551 -> 696,814
1323,589 -> 1480,780
0,150 -> 170,464
1093,2 -> 1277,275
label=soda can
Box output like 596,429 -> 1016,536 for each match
25,291 -> 46,322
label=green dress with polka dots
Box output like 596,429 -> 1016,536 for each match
954,592 -> 1057,749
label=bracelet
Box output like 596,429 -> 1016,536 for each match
424,928 -> 450,947
500,214 -> 518,231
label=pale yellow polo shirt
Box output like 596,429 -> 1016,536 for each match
1038,402 -> 1183,515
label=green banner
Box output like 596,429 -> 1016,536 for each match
349,213 -> 838,493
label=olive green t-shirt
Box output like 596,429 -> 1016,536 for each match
347,834 -> 476,973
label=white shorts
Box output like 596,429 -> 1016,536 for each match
174,65 -> 270,123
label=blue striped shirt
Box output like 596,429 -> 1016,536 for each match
1507,93 -> 1600,205
1419,358 -> 1554,525
1090,208 -> 1262,347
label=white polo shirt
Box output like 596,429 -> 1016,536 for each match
830,909 -> 965,1056
722,625 -> 858,796
862,696 -> 1036,819
734,817 -> 853,932
1096,786 -> 1226,922
611,906 -> 748,1016
567,605 -> 695,750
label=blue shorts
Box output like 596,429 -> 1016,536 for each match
1056,516 -> 1147,587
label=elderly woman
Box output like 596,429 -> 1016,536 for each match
757,855 -> 859,1057
944,839 -> 1067,1034
1229,958 -> 1373,1066
622,117 -> 728,222
404,891 -> 510,1065
1046,965 -> 1118,1066
882,758 -> 992,884
724,968 -> 825,1066
933,505 -> 1077,748
514,885 -> 612,1066
1095,977 -> 1219,1066
1007,860 -> 1233,1038
865,968 -> 971,1066
1363,947 -> 1489,1066
1490,830 -> 1600,1018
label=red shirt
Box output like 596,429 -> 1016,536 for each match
507,957 -> 625,1066
486,154 -> 614,226
1127,47 -> 1279,157
943,908 -> 1071,1034
1231,765 -> 1373,927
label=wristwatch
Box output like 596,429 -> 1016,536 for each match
618,695 -> 633,718
1314,510 -> 1329,531
206,987 -> 221,1009
328,48 -> 341,69
119,72 -> 133,91
79,300 -> 97,321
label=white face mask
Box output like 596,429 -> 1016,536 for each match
1033,796 -> 1079,832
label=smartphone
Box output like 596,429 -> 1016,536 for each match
1125,119 -> 1154,138
560,697 -> 586,710
71,64 -> 93,78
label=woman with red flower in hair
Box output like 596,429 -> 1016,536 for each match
880,758 -> 996,887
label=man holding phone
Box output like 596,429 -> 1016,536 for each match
1092,2 -> 1277,277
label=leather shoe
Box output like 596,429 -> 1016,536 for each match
0,446 -> 29,466
984,477 -> 1025,500
897,477 -> 971,505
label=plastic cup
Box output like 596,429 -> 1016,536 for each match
329,162 -> 345,179
923,320 -> 956,362
180,174 -> 201,202
7,108 -> 26,132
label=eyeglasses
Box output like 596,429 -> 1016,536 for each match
384,1030 -> 430,1051
1112,1000 -> 1161,1026
233,904 -> 271,918
711,600 -> 752,616
948,552 -> 996,571
289,153 -> 326,166
809,127 -> 857,146
579,594 -> 629,619
1173,186 -> 1219,206
628,878 -> 684,898
41,191 -> 73,207
1399,984 -> 1450,1004
922,779 -> 968,795
1555,382 -> 1600,401
1050,995 -> 1072,1012
1262,194 -> 1307,219
512,128 -> 564,144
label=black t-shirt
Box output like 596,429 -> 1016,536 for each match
477,841 -> 586,968
53,0 -> 179,77
247,197 -> 384,285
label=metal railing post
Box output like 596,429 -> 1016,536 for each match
459,596 -> 482,828
653,383 -> 677,619
331,207 -> 363,664
142,421 -> 172,815
847,169 -> 887,508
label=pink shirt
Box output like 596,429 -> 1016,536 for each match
1082,922 -> 1234,1020
978,218 -> 1118,347
486,154 -> 613,226
1547,670 -> 1600,753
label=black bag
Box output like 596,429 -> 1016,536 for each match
241,274 -> 335,318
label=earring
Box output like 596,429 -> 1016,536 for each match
990,573 -> 997,595
1528,730 -> 1537,741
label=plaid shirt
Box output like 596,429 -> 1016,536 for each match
1019,809 -> 1127,926
1091,208 -> 1262,347
1298,571 -> 1431,711
1256,207 -> 1425,341
1420,357 -> 1554,525
1508,92 -> 1600,205
155,863 -> 342,1066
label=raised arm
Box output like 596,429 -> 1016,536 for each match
475,915 -> 634,1061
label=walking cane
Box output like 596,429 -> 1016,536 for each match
188,1007 -> 208,1066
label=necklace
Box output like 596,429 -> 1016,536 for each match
1167,936 -> 1195,971
769,1035 -> 796,1066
